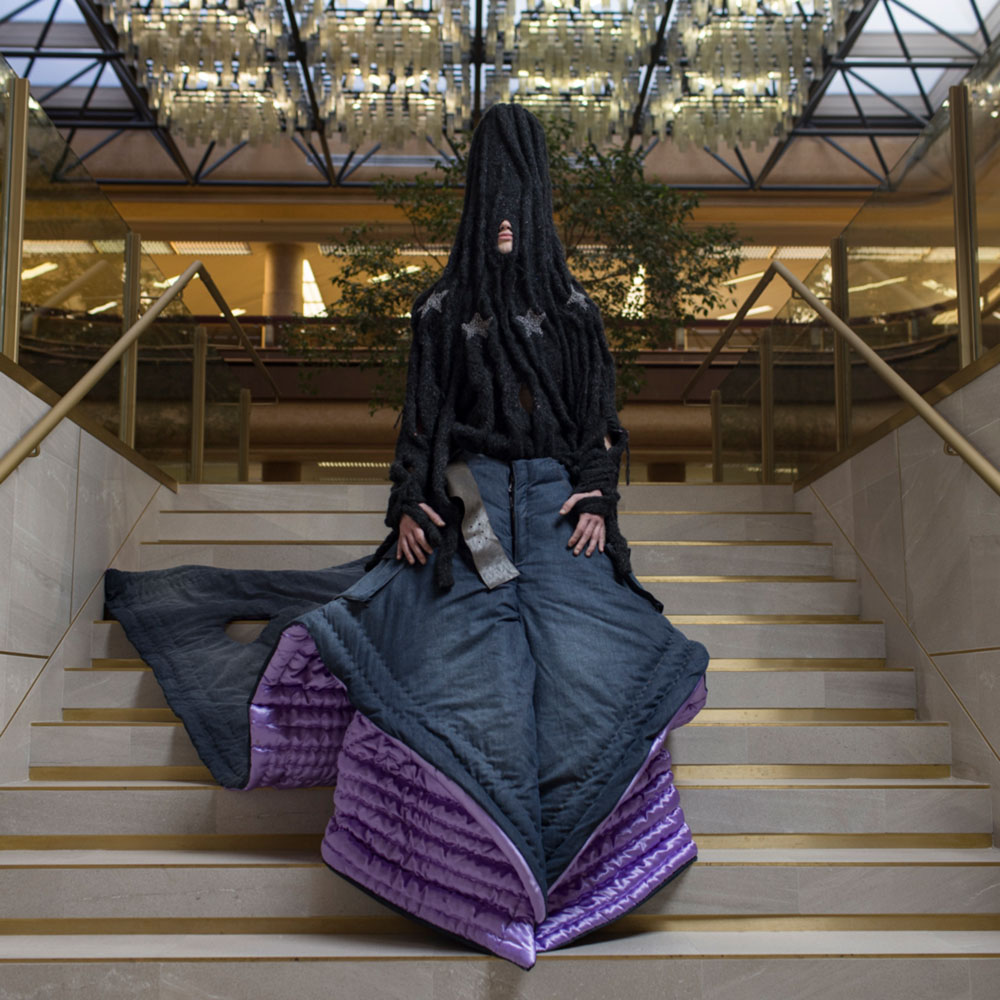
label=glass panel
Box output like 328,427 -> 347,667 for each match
968,42 -> 1000,353
708,38 -> 1000,485
3,52 -> 251,482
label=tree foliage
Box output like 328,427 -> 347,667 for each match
284,114 -> 743,412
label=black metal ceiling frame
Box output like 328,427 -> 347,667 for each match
676,0 -> 990,191
0,0 -> 992,190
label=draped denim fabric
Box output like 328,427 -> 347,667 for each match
300,452 -> 710,890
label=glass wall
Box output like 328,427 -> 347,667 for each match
2,54 -> 248,481
709,37 -> 1000,483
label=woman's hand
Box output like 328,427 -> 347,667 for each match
397,503 -> 447,565
560,489 -> 605,557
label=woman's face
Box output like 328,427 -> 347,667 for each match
498,219 -> 513,254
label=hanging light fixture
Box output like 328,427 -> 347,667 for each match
99,0 -> 305,145
97,0 -> 867,153
300,0 -> 472,148
643,0 -> 868,152
485,0 -> 661,147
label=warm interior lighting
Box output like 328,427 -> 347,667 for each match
150,273 -> 199,289
22,240 -> 95,255
718,305 -> 773,320
847,276 -> 908,293
723,270 -> 767,286
318,460 -> 391,469
774,247 -> 829,260
849,246 -> 931,261
87,300 -> 119,315
736,246 -> 777,260
21,262 -> 59,281
302,259 -> 326,317
369,264 -> 423,284
170,242 -> 252,255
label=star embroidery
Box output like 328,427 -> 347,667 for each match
566,288 -> 589,310
514,308 -> 546,338
417,287 -> 449,317
461,312 -> 493,340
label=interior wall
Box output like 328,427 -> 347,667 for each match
0,370 -> 162,778
793,349 -> 1000,846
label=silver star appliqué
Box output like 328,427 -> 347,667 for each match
417,287 -> 449,318
461,312 -> 493,340
566,288 -> 589,310
514,308 -> 546,338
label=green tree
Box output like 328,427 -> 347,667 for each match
284,114 -> 743,411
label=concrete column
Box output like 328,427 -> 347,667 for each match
261,243 -> 305,347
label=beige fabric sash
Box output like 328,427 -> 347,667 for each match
444,460 -> 520,590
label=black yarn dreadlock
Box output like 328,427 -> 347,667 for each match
365,101 -> 659,610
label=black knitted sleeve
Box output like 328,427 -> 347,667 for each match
569,314 -> 629,500
366,319 -> 448,569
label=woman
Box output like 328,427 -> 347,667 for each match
104,102 -> 709,970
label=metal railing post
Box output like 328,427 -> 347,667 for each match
191,325 -> 207,483
949,82 -> 983,368
1,77 -> 30,363
118,231 -> 142,447
759,328 -> 775,484
831,235 -> 853,451
710,388 -> 722,483
238,387 -> 251,483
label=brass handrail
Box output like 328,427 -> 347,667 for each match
679,262 -> 780,403
682,259 -> 1000,499
0,259 -> 279,487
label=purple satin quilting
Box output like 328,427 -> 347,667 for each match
321,712 -> 540,968
246,623 -> 708,968
246,623 -> 353,789
535,673 -> 707,951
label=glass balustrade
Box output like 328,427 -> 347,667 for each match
706,38 -> 1000,484
2,53 -> 250,482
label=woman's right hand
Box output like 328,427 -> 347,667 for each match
397,503 -> 447,565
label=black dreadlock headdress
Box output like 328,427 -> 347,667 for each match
366,102 -> 652,606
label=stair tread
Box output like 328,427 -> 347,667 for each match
0,930 -> 998,961
2,847 -> 998,868
2,776 -> 990,796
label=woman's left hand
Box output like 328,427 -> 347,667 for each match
560,489 -> 606,557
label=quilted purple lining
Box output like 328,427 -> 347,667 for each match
247,623 -> 707,967
247,624 -> 351,789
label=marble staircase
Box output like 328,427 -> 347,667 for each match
1,481 -> 998,998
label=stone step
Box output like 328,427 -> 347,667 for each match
90,618 -> 885,660
0,780 -> 990,847
2,848 -> 998,923
136,538 -> 835,575
62,664 -> 916,718
631,541 -> 834,577
27,719 -> 953,773
644,577 -> 860,615
155,510 -> 815,543
683,622 -> 885,658
0,932 -> 997,1000
165,483 -> 395,512
137,541 -> 378,572
91,621 -> 263,659
165,482 -> 796,513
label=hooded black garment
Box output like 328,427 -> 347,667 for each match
364,102 -> 657,610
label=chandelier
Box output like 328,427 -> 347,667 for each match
486,0 -> 661,147
101,0 -> 302,145
644,0 -> 869,152
298,0 -> 472,148
97,0 -> 867,152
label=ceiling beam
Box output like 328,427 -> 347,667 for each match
754,0 -> 881,190
73,0 -> 195,184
